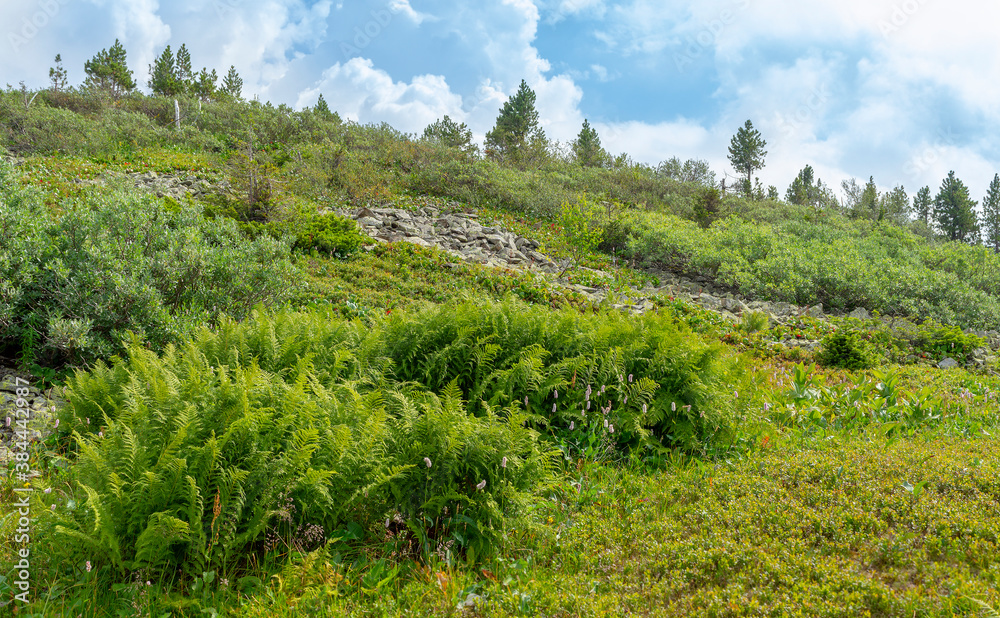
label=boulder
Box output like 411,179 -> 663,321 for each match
848,307 -> 870,320
937,357 -> 959,370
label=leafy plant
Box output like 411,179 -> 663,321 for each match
817,330 -> 876,370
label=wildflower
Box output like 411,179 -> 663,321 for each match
601,384 -> 606,393
51,504 -> 56,511
642,403 -> 648,414
476,479 -> 487,491
524,396 -> 529,407
763,402 -> 772,412
553,403 -> 557,413
44,487 -> 52,494
424,457 -> 432,468
53,419 -> 59,429
604,418 -> 609,428
734,390 -> 739,398
671,401 -> 676,411
98,431 -> 104,438
501,456 -> 508,468
569,421 -> 575,430
86,561 -> 92,572
609,424 -> 615,434
220,579 -> 229,589
628,374 -> 633,383
586,400 -> 591,410
623,395 -> 628,405
554,389 -> 558,399
86,417 -> 90,425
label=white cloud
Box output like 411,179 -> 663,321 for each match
388,0 -> 433,24
298,58 -> 464,132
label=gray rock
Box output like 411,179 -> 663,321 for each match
848,307 -> 871,320
937,357 -> 959,370
805,304 -> 824,318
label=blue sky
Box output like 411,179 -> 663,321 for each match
3,0 -> 1000,204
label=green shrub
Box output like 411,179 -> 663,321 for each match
291,212 -> 366,256
0,162 -> 299,365
817,330 -> 876,370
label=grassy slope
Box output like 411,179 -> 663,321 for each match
2,93 -> 1000,616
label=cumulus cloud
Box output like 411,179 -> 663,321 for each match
298,58 -> 464,132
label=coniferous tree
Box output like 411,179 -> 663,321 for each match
49,54 -> 68,92
83,39 -> 136,98
934,171 -> 979,242
422,115 -> 475,153
484,79 -> 547,164
314,93 -> 333,118
572,119 -> 606,167
982,174 -> 1000,252
913,186 -> 932,225
879,185 -> 909,224
192,68 -> 217,101
220,65 -> 243,100
727,119 -> 767,197
148,45 -> 183,97
175,44 -> 193,93
785,165 -> 838,208
849,176 -> 880,220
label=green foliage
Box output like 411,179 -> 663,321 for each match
656,157 -> 716,187
692,186 -> 721,229
816,330 -> 876,370
289,211 -> 366,257
983,174 -> 1000,252
83,39 -> 136,98
571,119 -> 607,168
484,80 -> 547,166
379,298 -> 742,452
46,306 -> 554,585
934,170 -> 979,243
913,185 -> 933,225
727,119 -> 767,196
220,66 -> 244,100
421,115 -> 475,155
0,162 -> 298,365
557,193 -> 604,275
623,207 -> 1000,329
740,310 -> 769,334
147,45 -> 184,98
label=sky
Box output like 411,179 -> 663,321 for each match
3,0 -> 1000,203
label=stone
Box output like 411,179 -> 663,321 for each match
937,357 -> 959,370
805,304 -> 824,318
848,307 -> 870,320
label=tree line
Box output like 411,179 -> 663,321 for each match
36,42 -> 1000,251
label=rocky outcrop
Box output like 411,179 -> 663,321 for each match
337,206 -> 562,273
0,371 -> 62,464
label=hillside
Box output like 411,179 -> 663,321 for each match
1,89 -> 999,617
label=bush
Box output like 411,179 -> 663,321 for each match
817,330 -> 876,370
0,162 -> 299,365
291,211 -> 366,256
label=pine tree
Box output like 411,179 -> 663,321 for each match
314,93 -> 333,118
220,65 -> 243,100
879,185 -> 909,224
148,45 -> 183,97
49,54 -> 68,92
934,171 -> 979,242
83,39 -> 136,98
913,186 -> 932,225
982,174 -> 1000,252
851,176 -> 879,220
572,119 -> 606,167
422,115 -> 474,152
484,79 -> 547,164
192,68 -> 217,101
175,44 -> 193,93
727,119 -> 767,197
